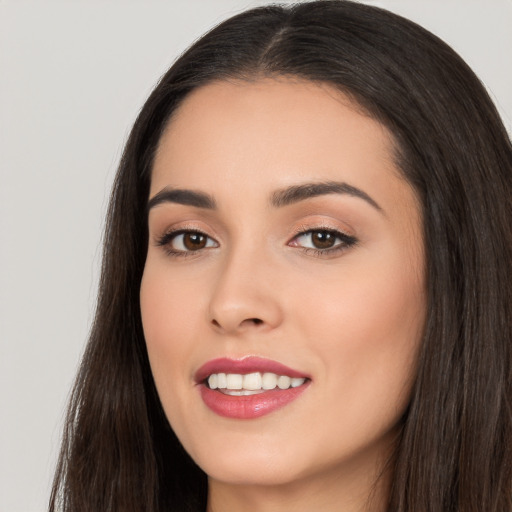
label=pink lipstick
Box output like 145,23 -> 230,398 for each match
195,357 -> 310,419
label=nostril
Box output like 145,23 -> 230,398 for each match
211,317 -> 264,330
210,317 -> 265,332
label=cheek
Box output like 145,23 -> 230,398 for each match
293,249 -> 425,409
139,265 -> 202,409
140,258 -> 207,341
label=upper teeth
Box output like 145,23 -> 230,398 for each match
208,372 -> 305,391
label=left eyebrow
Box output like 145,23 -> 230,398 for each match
147,187 -> 217,211
270,181 -> 383,213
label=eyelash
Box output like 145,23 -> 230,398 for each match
156,229 -> 217,258
155,226 -> 358,258
290,226 -> 358,257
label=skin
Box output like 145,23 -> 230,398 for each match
140,78 -> 426,512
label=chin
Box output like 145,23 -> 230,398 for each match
199,455 -> 306,487
185,433 -> 311,486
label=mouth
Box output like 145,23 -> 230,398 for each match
195,357 -> 310,419
207,371 -> 307,395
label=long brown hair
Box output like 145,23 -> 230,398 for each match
50,2 -> 512,511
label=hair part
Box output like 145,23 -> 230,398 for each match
50,2 -> 512,511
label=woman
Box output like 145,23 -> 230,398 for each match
49,1 -> 512,511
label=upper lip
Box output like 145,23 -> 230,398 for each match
194,356 -> 310,383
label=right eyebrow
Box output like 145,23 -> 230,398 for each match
270,180 -> 383,213
147,187 -> 217,211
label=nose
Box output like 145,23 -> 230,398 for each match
208,247 -> 284,335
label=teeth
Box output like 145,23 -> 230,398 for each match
262,372 -> 277,390
217,373 -> 227,389
290,377 -> 304,388
226,373 -> 243,390
277,375 -> 291,389
243,372 -> 262,390
207,372 -> 306,391
208,373 -> 218,389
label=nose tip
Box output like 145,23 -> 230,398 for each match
208,263 -> 283,335
209,298 -> 281,334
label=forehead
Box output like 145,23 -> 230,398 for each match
151,78 -> 408,209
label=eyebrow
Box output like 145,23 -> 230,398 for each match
147,180 -> 382,213
147,188 -> 217,211
270,181 -> 383,212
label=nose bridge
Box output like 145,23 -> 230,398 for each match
208,237 -> 283,334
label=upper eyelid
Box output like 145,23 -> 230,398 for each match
153,223 -> 356,248
291,223 -> 354,238
155,225 -> 348,240
156,227 -> 218,245
153,221 -> 217,239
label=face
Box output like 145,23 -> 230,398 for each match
140,79 -> 426,491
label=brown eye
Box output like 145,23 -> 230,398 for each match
182,232 -> 208,250
157,230 -> 218,254
290,228 -> 358,254
310,231 -> 337,249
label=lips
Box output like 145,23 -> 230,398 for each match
195,356 -> 310,419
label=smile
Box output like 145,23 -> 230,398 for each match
208,372 -> 306,394
196,357 -> 310,419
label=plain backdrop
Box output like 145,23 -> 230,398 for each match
1,1 -> 511,511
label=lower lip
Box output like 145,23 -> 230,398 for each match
199,383 -> 309,419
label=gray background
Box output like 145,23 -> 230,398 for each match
1,1 -> 511,510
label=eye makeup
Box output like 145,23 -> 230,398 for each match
154,223 -> 358,260
288,226 -> 358,258
155,227 -> 218,258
